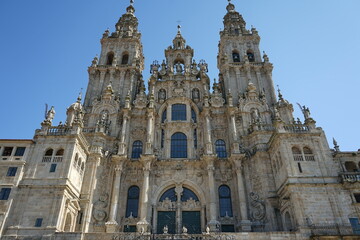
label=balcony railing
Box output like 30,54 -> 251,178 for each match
47,127 -> 71,136
284,124 -> 309,133
340,172 -> 360,183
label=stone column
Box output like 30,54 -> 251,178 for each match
264,64 -> 277,104
204,156 -> 220,231
175,185 -> 183,234
228,109 -> 240,154
203,109 -> 213,155
105,159 -> 124,233
118,111 -> 130,155
137,155 -> 154,233
231,156 -> 251,231
145,111 -> 155,154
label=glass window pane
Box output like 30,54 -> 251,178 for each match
219,185 -> 233,217
131,141 -> 143,159
171,133 -> 187,158
14,147 -> 26,156
172,104 -> 186,121
215,140 -> 227,158
2,147 -> 13,156
126,186 -> 140,217
162,110 -> 167,123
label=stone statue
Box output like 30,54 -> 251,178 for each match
182,226 -> 188,234
175,62 -> 183,74
158,89 -> 166,101
206,226 -> 210,234
163,225 -> 168,234
45,106 -> 56,123
192,88 -> 200,101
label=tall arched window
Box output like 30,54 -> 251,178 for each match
191,109 -> 197,123
121,53 -> 129,65
219,185 -> 233,217
161,110 -> 167,123
172,104 -> 186,121
126,186 -> 140,217
171,132 -> 187,158
247,50 -> 255,62
106,52 -> 114,65
131,141 -> 143,159
232,51 -> 240,62
303,147 -> 315,161
215,140 -> 227,158
292,147 -> 303,161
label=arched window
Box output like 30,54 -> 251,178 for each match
126,186 -> 140,217
194,129 -> 197,149
247,50 -> 255,62
45,149 -> 53,156
219,185 -> 233,217
74,153 -> 78,167
106,52 -> 114,65
171,132 -> 187,158
292,147 -> 303,161
161,110 -> 167,123
191,109 -> 197,123
131,141 -> 143,159
232,51 -> 240,62
345,161 -> 358,172
284,212 -> 293,231
42,149 -> 53,162
181,187 -> 199,202
172,104 -> 186,121
303,147 -> 315,161
161,129 -> 165,149
56,149 -> 64,156
215,140 -> 227,158
121,53 -> 129,65
159,188 -> 177,202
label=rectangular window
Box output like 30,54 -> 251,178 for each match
6,167 -> 17,177
50,164 -> 57,173
35,218 -> 43,227
171,104 -> 186,121
349,218 -> 360,234
14,147 -> 26,156
2,147 -> 13,156
0,188 -> 11,200
354,194 -> 360,203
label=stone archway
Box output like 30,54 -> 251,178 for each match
155,185 -> 203,234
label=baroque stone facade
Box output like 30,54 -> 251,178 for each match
0,1 -> 359,240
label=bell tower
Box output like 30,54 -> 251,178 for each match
217,0 -> 277,106
84,0 -> 144,109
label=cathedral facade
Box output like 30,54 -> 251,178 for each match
0,1 -> 359,240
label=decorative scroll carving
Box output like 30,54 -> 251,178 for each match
249,192 -> 266,222
93,193 -> 109,224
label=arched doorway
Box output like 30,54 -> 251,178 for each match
156,186 -> 202,234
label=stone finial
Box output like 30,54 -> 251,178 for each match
91,55 -> 98,67
333,138 -> 340,152
130,0 -> 134,6
263,51 -> 269,62
277,85 -> 283,101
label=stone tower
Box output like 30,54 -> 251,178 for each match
0,1 -> 359,240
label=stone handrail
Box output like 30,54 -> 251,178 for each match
283,124 -> 309,133
248,124 -> 275,134
47,126 -> 71,136
340,172 -> 360,183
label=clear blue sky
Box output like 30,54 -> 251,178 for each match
0,0 -> 359,151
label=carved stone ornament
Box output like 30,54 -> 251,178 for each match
133,91 -> 148,109
249,192 -> 266,222
92,193 -> 109,223
209,89 -> 225,108
172,80 -> 185,97
131,127 -> 146,137
157,198 -> 176,210
181,197 -> 201,210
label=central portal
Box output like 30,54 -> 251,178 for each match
156,186 -> 202,234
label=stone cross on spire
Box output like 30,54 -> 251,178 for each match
130,0 -> 134,6
177,24 -> 181,34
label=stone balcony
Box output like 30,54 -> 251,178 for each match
340,172 -> 360,183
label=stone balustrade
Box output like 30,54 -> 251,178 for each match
340,172 -> 360,183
